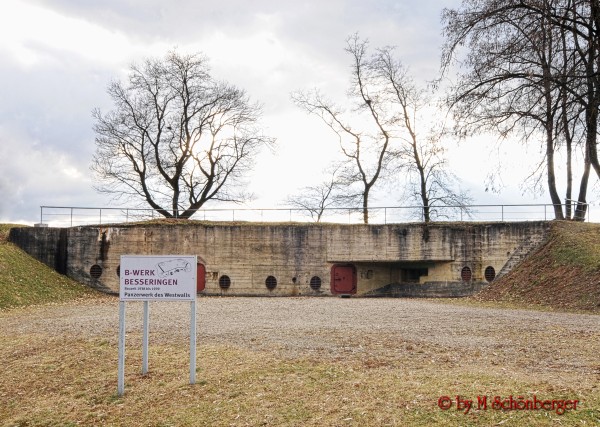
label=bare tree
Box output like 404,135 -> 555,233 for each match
294,35 -> 470,223
400,132 -> 473,221
292,35 -> 394,224
372,47 -> 472,222
441,0 -> 599,221
284,165 -> 343,222
92,51 -> 274,219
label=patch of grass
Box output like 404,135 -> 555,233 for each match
550,221 -> 600,271
0,224 -> 100,310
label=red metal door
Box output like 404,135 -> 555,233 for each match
330,264 -> 357,294
197,263 -> 206,293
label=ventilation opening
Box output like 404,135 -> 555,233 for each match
461,266 -> 472,282
116,265 -> 120,277
219,275 -> 231,290
90,264 -> 103,279
265,275 -> 277,291
310,276 -> 322,290
484,266 -> 496,282
403,268 -> 428,283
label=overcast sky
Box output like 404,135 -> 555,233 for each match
0,0 -> 577,225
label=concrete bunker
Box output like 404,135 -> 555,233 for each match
9,221 -> 550,298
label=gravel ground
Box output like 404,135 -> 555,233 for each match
1,296 -> 599,388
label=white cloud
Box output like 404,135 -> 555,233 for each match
0,123 -> 113,222
0,0 -> 138,67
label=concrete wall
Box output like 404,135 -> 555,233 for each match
9,221 -> 550,297
9,227 -> 68,275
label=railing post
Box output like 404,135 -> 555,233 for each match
71,208 -> 73,227
544,205 -> 547,221
99,209 -> 102,225
40,206 -> 43,225
501,205 -> 504,222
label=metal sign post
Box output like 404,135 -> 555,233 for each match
118,255 -> 197,396
142,301 -> 149,375
118,301 -> 126,396
190,300 -> 196,384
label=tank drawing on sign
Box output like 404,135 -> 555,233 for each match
157,259 -> 191,277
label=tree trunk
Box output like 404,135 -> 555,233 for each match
419,171 -> 430,223
565,136 -> 573,220
546,136 -> 564,220
574,156 -> 590,221
544,85 -> 563,220
362,190 -> 369,224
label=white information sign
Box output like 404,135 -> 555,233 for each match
117,255 -> 198,396
119,255 -> 197,301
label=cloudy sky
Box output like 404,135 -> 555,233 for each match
0,0 -> 576,225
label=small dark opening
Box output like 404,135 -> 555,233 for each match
461,266 -> 472,282
484,266 -> 496,282
310,276 -> 322,290
265,275 -> 277,290
90,264 -> 103,279
116,265 -> 120,277
219,275 -> 231,289
403,268 -> 428,283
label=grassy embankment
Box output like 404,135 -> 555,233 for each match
474,221 -> 600,312
0,224 -> 99,309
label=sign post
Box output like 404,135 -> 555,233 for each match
118,255 -> 197,396
142,301 -> 149,375
190,300 -> 196,384
118,301 -> 126,396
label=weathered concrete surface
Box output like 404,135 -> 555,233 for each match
9,227 -> 68,275
9,221 -> 550,297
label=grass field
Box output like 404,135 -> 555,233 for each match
0,339 -> 592,426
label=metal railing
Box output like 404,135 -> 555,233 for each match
37,203 -> 591,228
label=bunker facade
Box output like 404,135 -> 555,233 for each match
10,221 -> 550,297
